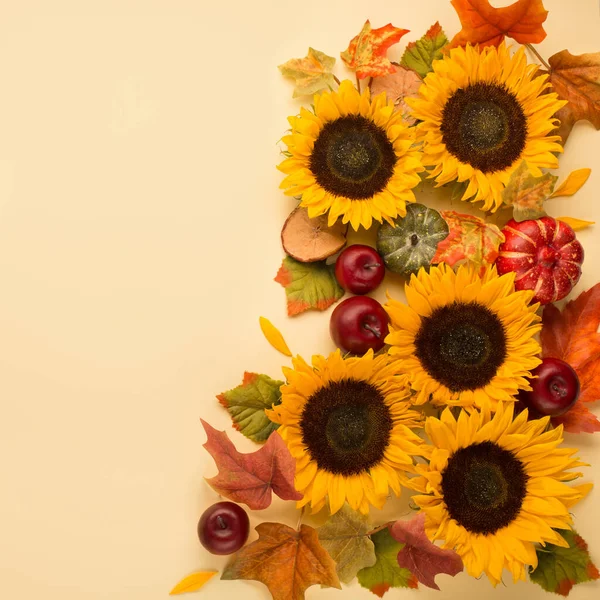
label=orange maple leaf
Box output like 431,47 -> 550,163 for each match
449,0 -> 548,48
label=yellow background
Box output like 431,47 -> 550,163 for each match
0,1 -> 598,599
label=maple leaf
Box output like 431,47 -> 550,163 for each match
449,0 -> 548,48
530,529 -> 600,596
357,528 -> 418,598
400,22 -> 448,79
432,211 -> 504,271
390,513 -> 463,590
222,522 -> 341,600
546,50 -> 600,145
317,504 -> 377,584
217,372 -> 283,443
341,20 -> 409,79
370,67 -> 422,124
274,257 -> 344,317
279,48 -> 336,98
201,420 -> 302,509
552,402 -> 600,434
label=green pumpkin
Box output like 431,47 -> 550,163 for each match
377,203 -> 449,275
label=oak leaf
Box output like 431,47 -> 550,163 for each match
169,571 -> 217,595
450,0 -> 548,48
341,20 -> 409,79
201,420 -> 302,509
400,22 -> 448,79
222,523 -> 341,600
390,513 -> 463,590
370,67 -> 422,124
502,161 -> 557,221
279,48 -> 336,98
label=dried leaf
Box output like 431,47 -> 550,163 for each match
317,504 -> 377,584
169,571 -> 217,595
530,529 -> 600,596
341,20 -> 409,79
432,211 -> 504,270
279,48 -> 336,98
217,372 -> 283,443
357,528 -> 418,598
370,67 -> 422,124
259,317 -> 292,357
274,257 -> 344,316
557,217 -> 595,231
551,168 -> 592,198
400,22 -> 448,79
201,421 -> 302,509
501,160 -> 557,221
222,523 -> 341,600
390,514 -> 463,590
552,402 -> 600,434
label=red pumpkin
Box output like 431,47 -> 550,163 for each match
496,217 -> 584,305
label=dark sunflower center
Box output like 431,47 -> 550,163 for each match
300,378 -> 393,475
441,82 -> 528,173
414,301 -> 507,392
310,115 -> 397,200
441,441 -> 528,534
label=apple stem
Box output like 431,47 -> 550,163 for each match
363,324 -> 381,338
216,516 -> 228,530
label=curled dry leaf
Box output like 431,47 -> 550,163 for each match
370,67 -> 422,124
281,207 -> 347,263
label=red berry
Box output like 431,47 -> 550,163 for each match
334,245 -> 385,295
197,501 -> 249,555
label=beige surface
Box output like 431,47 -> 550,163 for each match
0,1 -> 599,598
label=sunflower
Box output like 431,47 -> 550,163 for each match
410,404 -> 591,585
266,349 -> 426,515
408,43 -> 566,212
278,80 -> 424,231
385,263 -> 541,409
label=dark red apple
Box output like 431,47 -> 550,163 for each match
334,245 -> 385,295
518,357 -> 580,417
330,296 -> 389,355
197,501 -> 249,555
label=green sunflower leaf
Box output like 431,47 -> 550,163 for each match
317,504 -> 377,584
217,373 -> 283,443
400,22 -> 448,79
530,529 -> 600,596
279,48 -> 336,98
357,528 -> 418,597
275,257 -> 344,317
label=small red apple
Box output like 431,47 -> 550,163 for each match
334,245 -> 385,295
330,296 -> 389,355
197,501 -> 250,555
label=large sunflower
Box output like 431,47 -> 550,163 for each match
385,263 -> 541,409
408,43 -> 566,211
410,404 -> 590,585
278,80 -> 424,231
266,350 -> 426,515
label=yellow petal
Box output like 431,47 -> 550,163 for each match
170,571 -> 217,595
259,316 -> 292,357
551,168 -> 592,198
556,216 -> 595,231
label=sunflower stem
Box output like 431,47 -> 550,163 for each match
332,74 -> 341,86
525,44 -> 551,71
367,521 -> 392,537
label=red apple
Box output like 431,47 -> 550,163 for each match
518,357 -> 580,417
197,501 -> 249,555
334,245 -> 385,295
330,296 -> 389,355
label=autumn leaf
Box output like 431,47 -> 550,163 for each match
449,0 -> 548,48
391,514 -> 463,590
400,22 -> 448,79
557,217 -> 595,232
551,168 -> 592,198
552,402 -> 600,434
357,528 -> 418,598
502,160 -> 557,221
317,504 -> 377,584
279,48 -> 336,98
530,529 -> 599,596
370,67 -> 422,124
432,211 -> 504,271
275,257 -> 344,316
259,316 -> 292,357
341,20 -> 409,79
222,523 -> 341,600
546,50 -> 600,145
217,372 -> 283,443
169,571 -> 217,595
201,420 -> 302,509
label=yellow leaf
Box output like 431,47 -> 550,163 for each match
169,571 -> 217,595
551,168 -> 592,198
259,317 -> 292,357
556,217 -> 595,231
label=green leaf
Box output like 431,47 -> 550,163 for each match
530,529 -> 600,596
357,528 -> 417,597
279,48 -> 336,97
218,373 -> 283,442
400,22 -> 448,79
317,504 -> 377,584
274,257 -> 344,316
